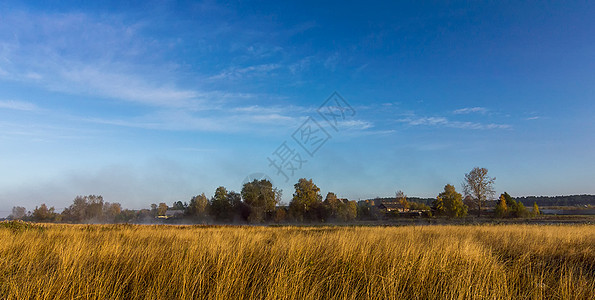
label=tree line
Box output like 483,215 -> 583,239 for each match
515,195 -> 595,207
7,167 -> 542,223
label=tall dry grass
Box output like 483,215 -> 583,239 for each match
0,223 -> 593,299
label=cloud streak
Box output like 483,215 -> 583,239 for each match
0,100 -> 38,111
453,107 -> 488,114
209,64 -> 282,80
0,10 -> 228,110
398,116 -> 511,130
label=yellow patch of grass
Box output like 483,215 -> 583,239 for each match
0,223 -> 593,299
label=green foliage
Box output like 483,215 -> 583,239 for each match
171,201 -> 187,211
408,202 -> 430,211
494,194 -> 508,218
227,191 -> 250,221
115,209 -> 137,223
0,220 -> 43,233
210,186 -> 233,222
533,202 -> 540,216
322,192 -> 358,221
186,194 -> 209,219
228,191 -> 242,208
337,200 -> 358,222
273,207 -> 287,223
32,204 -> 59,222
103,203 -> 122,222
432,197 -> 444,214
433,184 -> 468,218
241,179 -> 278,223
150,204 -> 158,217
396,190 -> 409,210
61,195 -> 105,223
323,192 -> 341,218
497,193 -> 530,218
502,192 -> 517,211
516,195 -> 595,207
157,203 -> 168,216
289,178 -> 322,221
515,202 -> 530,218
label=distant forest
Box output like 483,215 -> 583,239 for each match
516,195 -> 595,207
370,195 -> 595,208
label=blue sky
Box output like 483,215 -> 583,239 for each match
0,1 -> 594,215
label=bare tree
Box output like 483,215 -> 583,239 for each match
462,167 -> 495,217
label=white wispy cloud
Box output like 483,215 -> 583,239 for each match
0,10 -> 231,110
209,63 -> 282,80
398,116 -> 511,130
453,107 -> 488,114
231,104 -> 314,115
58,65 -> 200,108
337,119 -> 373,130
0,9 -> 364,136
0,100 -> 38,111
82,107 -> 303,133
405,117 -> 449,126
288,56 -> 313,74
323,52 -> 340,71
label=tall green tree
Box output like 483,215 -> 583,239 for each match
499,192 -> 529,218
337,200 -> 358,222
186,193 -> 209,219
289,178 -> 322,221
150,203 -> 158,217
323,192 -> 341,219
494,194 -> 508,218
32,203 -> 57,222
61,195 -> 104,223
103,202 -> 122,222
228,191 -> 242,208
432,197 -> 444,214
462,167 -> 495,217
434,184 -> 468,217
501,192 -> 518,212
241,179 -> 277,223
210,186 -> 233,221
228,191 -> 249,221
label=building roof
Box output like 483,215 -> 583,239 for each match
378,202 -> 407,210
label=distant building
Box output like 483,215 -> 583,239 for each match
378,202 -> 409,212
157,209 -> 184,219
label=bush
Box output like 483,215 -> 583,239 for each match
0,220 -> 43,233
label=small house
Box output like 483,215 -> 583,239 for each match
157,209 -> 184,219
378,202 -> 409,213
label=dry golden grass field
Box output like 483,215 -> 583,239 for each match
0,222 -> 593,299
